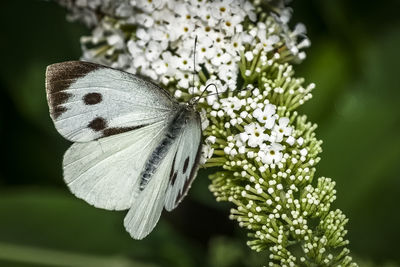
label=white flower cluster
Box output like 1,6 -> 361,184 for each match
209,89 -> 296,166
126,0 -> 257,91
268,8 -> 311,61
61,0 -> 311,96
57,0 -> 134,26
56,0 -> 355,265
202,51 -> 355,265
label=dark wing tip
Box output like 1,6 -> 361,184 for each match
46,61 -> 102,94
45,61 -> 102,120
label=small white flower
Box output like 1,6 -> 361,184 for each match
206,136 -> 216,144
196,40 -> 216,63
148,27 -> 169,45
107,34 -> 124,49
253,104 -> 277,129
300,148 -> 308,156
136,28 -> 151,43
225,33 -> 245,56
136,13 -> 154,28
220,96 -> 243,112
132,54 -> 149,70
242,0 -> 256,21
197,4 -> 218,27
256,23 -> 279,52
272,117 -> 293,142
175,71 -> 192,89
201,143 -> 214,164
152,59 -> 168,75
297,137 -> 304,146
258,143 -> 284,164
159,51 -> 178,76
152,8 -> 175,24
211,50 -> 232,66
169,18 -> 195,41
144,40 -> 163,61
221,15 -> 243,36
245,51 -> 254,61
247,151 -> 255,158
176,52 -> 194,72
136,0 -> 165,13
286,136 -> 295,146
241,123 -> 269,148
211,0 -> 233,20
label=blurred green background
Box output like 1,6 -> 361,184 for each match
1,0 -> 399,266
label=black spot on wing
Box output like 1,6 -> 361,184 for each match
169,153 -> 177,180
46,61 -> 101,94
175,137 -> 203,205
102,124 -> 148,137
88,117 -> 107,131
170,172 -> 178,186
183,157 -> 190,174
83,92 -> 102,105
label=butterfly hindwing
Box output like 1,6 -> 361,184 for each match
46,61 -> 176,142
123,139 -> 178,239
164,112 -> 202,211
63,121 -> 168,211
124,108 -> 202,239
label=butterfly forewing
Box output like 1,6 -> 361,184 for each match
46,61 -> 176,142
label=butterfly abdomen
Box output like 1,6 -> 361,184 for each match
139,106 -> 190,190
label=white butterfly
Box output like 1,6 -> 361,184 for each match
46,61 -> 203,239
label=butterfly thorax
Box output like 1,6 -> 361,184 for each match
138,104 -> 195,191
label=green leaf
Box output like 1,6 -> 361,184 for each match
0,188 -> 201,267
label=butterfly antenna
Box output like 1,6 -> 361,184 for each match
194,83 -> 219,104
191,35 -> 198,95
191,36 -> 221,105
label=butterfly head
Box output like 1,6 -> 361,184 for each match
188,97 -> 199,108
